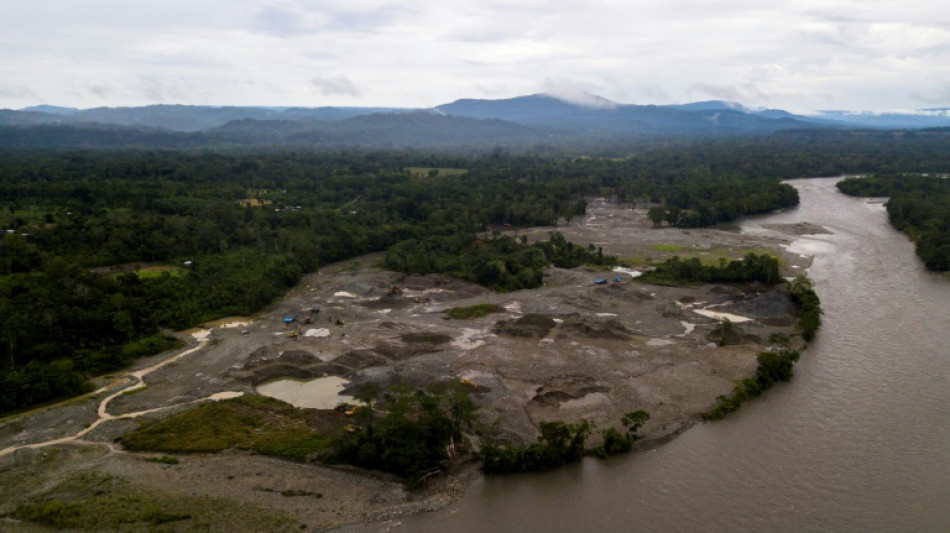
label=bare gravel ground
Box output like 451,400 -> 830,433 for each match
0,203 -> 817,531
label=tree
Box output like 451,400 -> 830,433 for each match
354,382 -> 382,405
621,410 -> 650,436
647,206 -> 666,228
665,206 -> 681,227
113,310 -> 134,345
327,384 -> 474,482
718,317 -> 734,346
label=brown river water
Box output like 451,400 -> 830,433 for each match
352,177 -> 950,533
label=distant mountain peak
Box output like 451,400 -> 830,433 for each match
540,90 -> 618,109
20,104 -> 80,115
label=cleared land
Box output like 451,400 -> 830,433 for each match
0,202 -> 816,531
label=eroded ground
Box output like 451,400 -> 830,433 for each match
0,203 -> 817,531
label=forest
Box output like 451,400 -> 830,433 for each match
1,131 -> 949,413
837,173 -> 950,271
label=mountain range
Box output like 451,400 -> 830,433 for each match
2,93 -> 949,148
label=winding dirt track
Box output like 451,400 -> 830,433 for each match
0,333 -> 243,458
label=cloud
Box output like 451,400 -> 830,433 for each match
254,5 -> 322,37
620,84 -> 671,105
541,79 -> 616,108
253,1 -> 408,37
311,75 -> 361,97
325,6 -> 411,33
0,84 -> 38,101
475,83 -> 516,97
87,85 -> 114,99
137,76 -> 185,103
688,83 -> 771,104
1,0 -> 949,110
910,85 -> 950,106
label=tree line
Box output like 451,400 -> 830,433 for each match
383,232 -> 615,292
638,252 -> 782,286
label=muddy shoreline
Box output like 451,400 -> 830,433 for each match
0,204 -> 815,531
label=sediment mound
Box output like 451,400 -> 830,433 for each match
731,288 -> 796,319
706,322 -> 761,346
559,319 -> 632,340
529,374 -> 611,407
493,314 -> 557,338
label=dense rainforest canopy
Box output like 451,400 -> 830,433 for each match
1,130 -> 949,413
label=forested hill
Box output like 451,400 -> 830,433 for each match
0,95 -> 859,150
2,133 -> 950,413
6,93 -> 950,150
837,174 -> 950,271
2,95 -> 818,142
0,113 -> 541,149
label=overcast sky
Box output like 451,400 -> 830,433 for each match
1,0 -> 948,112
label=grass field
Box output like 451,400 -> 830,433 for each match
445,303 -> 505,319
119,395 -> 333,462
132,266 -> 188,279
100,264 -> 188,279
236,198 -> 273,207
7,471 -> 301,532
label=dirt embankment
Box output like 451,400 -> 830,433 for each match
0,203 -> 815,531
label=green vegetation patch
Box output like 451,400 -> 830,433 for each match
119,395 -> 332,461
121,334 -> 184,360
132,265 -> 187,279
5,471 -> 301,532
384,232 -> 615,293
702,348 -> 801,420
648,244 -> 785,267
446,303 -> 505,319
639,252 -> 782,286
617,256 -> 651,268
103,265 -> 189,280
327,383 -> 478,482
481,411 -> 649,474
788,275 -> 822,341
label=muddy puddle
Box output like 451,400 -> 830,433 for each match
256,376 -> 357,409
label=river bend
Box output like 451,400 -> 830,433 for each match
373,177 -> 950,533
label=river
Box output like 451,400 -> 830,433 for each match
364,177 -> 950,532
